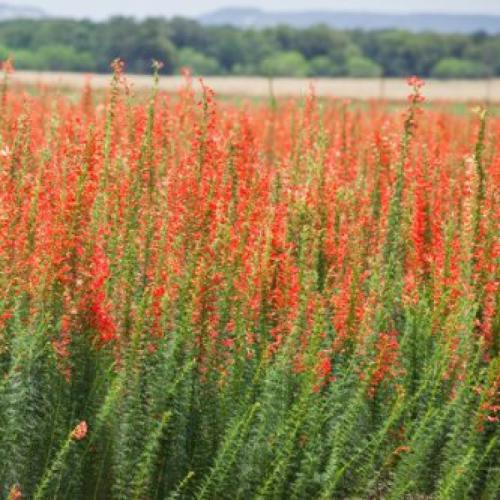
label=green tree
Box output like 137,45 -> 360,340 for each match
176,47 -> 221,75
0,16 -> 498,77
204,26 -> 248,72
127,18 -> 177,73
431,58 -> 491,79
11,49 -> 41,70
309,55 -> 339,77
295,25 -> 345,59
260,51 -> 309,77
346,56 -> 383,78
37,45 -> 96,72
168,17 -> 209,51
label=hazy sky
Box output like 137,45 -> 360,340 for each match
14,0 -> 500,19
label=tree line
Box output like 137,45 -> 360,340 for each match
0,17 -> 497,78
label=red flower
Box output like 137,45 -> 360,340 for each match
407,75 -> 425,89
8,485 -> 22,500
71,421 -> 88,441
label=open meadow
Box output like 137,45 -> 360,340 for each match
0,64 -> 498,499
11,70 -> 500,103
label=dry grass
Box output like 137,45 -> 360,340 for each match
11,70 -> 500,102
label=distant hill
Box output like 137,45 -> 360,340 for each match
199,8 -> 500,34
0,3 -> 45,20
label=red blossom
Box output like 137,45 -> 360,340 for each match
71,420 -> 88,441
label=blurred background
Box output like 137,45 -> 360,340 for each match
0,0 -> 498,78
0,0 -> 500,102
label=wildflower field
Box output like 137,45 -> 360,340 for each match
0,63 -> 498,499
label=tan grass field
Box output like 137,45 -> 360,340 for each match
11,70 -> 500,102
